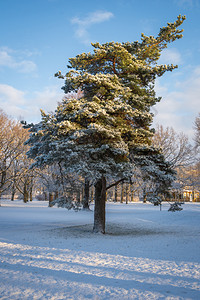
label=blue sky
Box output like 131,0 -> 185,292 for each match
0,0 -> 200,139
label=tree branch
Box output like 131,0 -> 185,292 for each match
106,178 -> 126,190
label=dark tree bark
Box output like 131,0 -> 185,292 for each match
23,182 -> 29,203
11,191 -> 15,201
143,188 -> 147,203
121,181 -> 124,203
0,160 -> 6,192
49,192 -> 54,207
29,187 -> 33,201
44,192 -> 48,201
76,189 -> 81,203
114,184 -> 118,202
93,176 -> 106,234
82,178 -> 90,210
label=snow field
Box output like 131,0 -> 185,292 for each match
0,200 -> 200,299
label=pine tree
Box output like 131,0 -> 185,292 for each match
26,15 -> 185,233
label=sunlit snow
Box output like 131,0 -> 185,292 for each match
0,200 -> 200,299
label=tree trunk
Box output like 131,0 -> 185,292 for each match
29,177 -> 34,202
49,192 -> 54,207
44,192 -> 47,201
121,181 -> 124,203
29,187 -> 33,201
23,191 -> 29,203
76,189 -> 81,203
11,188 -> 15,201
114,184 -> 118,202
23,182 -> 29,203
82,178 -> 90,210
93,176 -> 106,234
143,188 -> 147,203
0,160 -> 6,191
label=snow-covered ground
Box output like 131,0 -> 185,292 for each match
0,199 -> 200,299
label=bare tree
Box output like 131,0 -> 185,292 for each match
194,113 -> 200,150
152,124 -> 194,168
0,110 -> 40,202
152,124 -> 200,202
0,110 -> 30,198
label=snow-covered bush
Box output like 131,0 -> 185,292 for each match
168,202 -> 184,212
51,196 -> 81,211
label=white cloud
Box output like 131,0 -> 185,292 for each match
153,66 -> 200,140
0,50 -> 13,66
158,48 -> 182,65
16,60 -> 37,73
0,84 -> 26,104
0,47 -> 37,73
0,84 -> 63,122
71,10 -> 114,44
174,0 -> 199,8
32,86 -> 63,112
71,11 -> 114,27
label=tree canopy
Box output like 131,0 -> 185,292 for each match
26,15 -> 185,233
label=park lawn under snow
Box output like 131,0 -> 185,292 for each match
0,199 -> 200,300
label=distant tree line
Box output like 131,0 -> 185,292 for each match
0,108 -> 199,205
